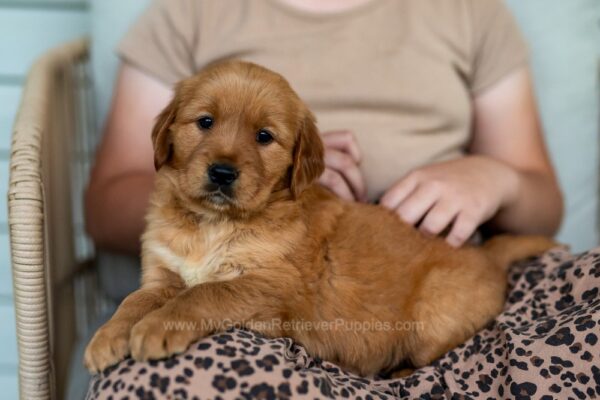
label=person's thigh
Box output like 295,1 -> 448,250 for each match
87,246 -> 600,399
86,328 -> 397,399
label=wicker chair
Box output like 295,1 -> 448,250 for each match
9,38 -> 97,400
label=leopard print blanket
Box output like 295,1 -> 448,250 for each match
87,246 -> 600,399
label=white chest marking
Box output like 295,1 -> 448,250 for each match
147,237 -> 243,287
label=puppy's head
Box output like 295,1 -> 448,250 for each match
152,61 -> 324,217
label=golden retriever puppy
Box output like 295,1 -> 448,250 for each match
85,61 -> 555,376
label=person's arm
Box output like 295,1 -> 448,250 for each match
85,63 -> 172,255
469,68 -> 563,235
381,68 -> 563,247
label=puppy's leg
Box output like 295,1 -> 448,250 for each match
405,255 -> 506,368
406,291 -> 503,368
84,268 -> 185,373
130,275 -> 286,361
408,326 -> 467,368
391,368 -> 415,379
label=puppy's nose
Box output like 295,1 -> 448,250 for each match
208,163 -> 239,186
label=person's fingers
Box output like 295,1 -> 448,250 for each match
446,212 -> 479,248
319,168 -> 355,201
324,150 -> 367,201
380,173 -> 419,210
321,130 -> 361,163
418,201 -> 460,236
395,184 -> 440,226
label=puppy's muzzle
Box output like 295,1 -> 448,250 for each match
208,163 -> 239,187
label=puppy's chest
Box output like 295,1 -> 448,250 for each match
148,225 -> 279,287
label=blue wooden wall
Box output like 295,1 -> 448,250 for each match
0,1 -> 89,398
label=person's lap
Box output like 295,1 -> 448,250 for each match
87,246 -> 600,399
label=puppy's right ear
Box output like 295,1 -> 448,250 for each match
151,95 -> 178,171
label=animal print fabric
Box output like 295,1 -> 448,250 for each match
87,246 -> 600,399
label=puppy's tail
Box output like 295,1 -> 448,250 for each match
483,235 -> 558,271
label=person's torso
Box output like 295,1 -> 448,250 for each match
191,0 -> 475,200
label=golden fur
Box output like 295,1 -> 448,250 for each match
85,61 -> 555,376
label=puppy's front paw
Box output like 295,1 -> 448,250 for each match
129,309 -> 201,361
84,322 -> 130,374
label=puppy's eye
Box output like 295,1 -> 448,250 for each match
256,129 -> 274,145
197,116 -> 213,130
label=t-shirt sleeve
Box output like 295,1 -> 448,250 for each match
468,0 -> 529,94
117,0 -> 197,86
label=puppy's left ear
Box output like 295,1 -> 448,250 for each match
151,95 -> 178,171
290,109 -> 325,198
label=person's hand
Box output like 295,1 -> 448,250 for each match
380,156 -> 520,247
318,130 -> 368,202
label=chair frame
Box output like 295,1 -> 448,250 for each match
9,38 -> 91,400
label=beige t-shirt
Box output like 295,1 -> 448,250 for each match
119,0 -> 528,201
